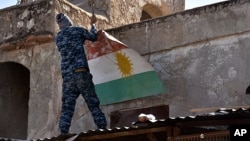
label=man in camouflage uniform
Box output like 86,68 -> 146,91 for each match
55,13 -> 107,134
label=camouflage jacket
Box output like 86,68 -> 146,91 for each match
56,25 -> 97,77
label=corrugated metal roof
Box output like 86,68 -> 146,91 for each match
1,107 -> 250,141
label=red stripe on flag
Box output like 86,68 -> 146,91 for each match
86,30 -> 128,60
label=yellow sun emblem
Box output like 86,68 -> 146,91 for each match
115,51 -> 134,78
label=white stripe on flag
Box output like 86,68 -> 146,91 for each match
88,48 -> 154,84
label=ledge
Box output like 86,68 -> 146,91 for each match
0,34 -> 54,52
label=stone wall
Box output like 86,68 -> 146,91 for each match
106,0 -> 250,116
0,0 -> 185,46
0,0 -> 54,46
0,42 -> 61,139
0,0 -> 60,139
69,0 -> 185,27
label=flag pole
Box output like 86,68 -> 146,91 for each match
88,0 -> 95,15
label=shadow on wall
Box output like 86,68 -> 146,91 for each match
0,62 -> 30,139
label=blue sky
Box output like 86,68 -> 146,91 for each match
185,0 -> 228,9
0,0 -> 228,9
0,0 -> 17,9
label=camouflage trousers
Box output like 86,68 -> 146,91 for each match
59,71 -> 107,134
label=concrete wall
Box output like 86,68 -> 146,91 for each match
0,0 -> 250,140
107,0 -> 250,116
0,0 -> 54,45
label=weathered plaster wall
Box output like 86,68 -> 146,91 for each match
0,0 -> 60,139
0,0 -> 54,46
0,0 -> 174,139
0,0 -> 185,47
0,42 -> 62,138
69,0 -> 185,27
107,0 -> 250,116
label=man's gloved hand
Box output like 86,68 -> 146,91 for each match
90,15 -> 97,25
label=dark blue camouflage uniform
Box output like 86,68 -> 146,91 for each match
55,13 -> 107,134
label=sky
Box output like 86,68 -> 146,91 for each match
0,0 -> 228,9
0,0 -> 17,9
185,0 -> 228,9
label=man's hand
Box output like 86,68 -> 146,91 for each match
90,15 -> 97,25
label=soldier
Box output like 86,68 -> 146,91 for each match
55,13 -> 107,134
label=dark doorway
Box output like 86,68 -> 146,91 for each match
140,4 -> 165,21
246,86 -> 250,94
0,62 -> 30,139
140,10 -> 152,21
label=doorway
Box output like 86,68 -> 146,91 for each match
0,62 -> 30,139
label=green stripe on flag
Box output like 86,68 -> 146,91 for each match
95,71 -> 166,105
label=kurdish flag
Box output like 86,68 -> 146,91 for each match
85,30 -> 166,105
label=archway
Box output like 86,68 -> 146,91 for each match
140,3 -> 171,21
0,62 -> 30,139
141,9 -> 152,21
